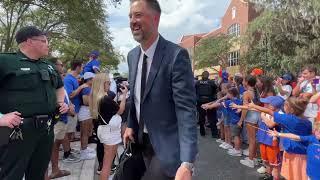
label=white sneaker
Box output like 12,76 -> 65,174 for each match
83,147 -> 96,154
80,151 -> 96,160
216,139 -> 224,143
240,158 -> 254,168
222,143 -> 233,150
244,157 -> 260,166
257,166 -> 266,174
228,149 -> 242,157
242,148 -> 249,156
219,142 -> 227,148
228,148 -> 235,153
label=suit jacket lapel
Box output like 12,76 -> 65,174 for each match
142,36 -> 166,103
130,47 -> 141,97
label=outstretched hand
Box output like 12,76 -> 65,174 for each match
267,128 -> 279,137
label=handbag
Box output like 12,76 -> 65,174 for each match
113,141 -> 146,180
0,127 -> 12,147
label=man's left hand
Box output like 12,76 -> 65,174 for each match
175,165 -> 192,180
58,102 -> 69,114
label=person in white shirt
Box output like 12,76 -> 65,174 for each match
292,65 -> 319,124
275,73 -> 293,100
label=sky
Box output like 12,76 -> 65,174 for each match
107,0 -> 231,73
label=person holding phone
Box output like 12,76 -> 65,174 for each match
293,65 -> 319,124
275,73 -> 293,100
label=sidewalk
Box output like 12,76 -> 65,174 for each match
48,142 -> 97,180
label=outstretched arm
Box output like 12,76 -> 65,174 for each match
268,129 -> 301,141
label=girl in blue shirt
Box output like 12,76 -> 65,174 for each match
268,121 -> 320,180
255,97 -> 312,180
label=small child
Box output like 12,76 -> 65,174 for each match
202,87 -> 240,150
248,96 -> 284,180
224,88 -> 242,156
268,121 -> 320,180
254,97 -> 312,180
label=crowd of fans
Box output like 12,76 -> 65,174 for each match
196,66 -> 320,180
44,47 -> 320,180
44,51 -> 128,180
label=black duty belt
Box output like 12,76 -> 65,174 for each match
22,115 -> 52,129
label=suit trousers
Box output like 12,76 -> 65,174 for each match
141,133 -> 174,180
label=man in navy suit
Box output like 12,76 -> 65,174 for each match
123,0 -> 198,179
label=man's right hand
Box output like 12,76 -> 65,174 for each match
0,112 -> 22,128
123,128 -> 135,146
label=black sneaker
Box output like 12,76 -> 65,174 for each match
259,174 -> 272,180
96,164 -> 102,175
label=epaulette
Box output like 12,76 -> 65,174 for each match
0,52 -> 17,55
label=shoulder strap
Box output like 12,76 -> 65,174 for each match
98,113 -> 108,125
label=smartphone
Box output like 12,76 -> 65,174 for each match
313,78 -> 319,85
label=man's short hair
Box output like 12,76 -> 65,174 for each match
302,65 -> 317,75
70,60 -> 83,71
15,26 -> 46,44
130,0 -> 161,14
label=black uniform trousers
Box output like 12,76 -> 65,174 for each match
197,101 -> 218,137
0,120 -> 54,180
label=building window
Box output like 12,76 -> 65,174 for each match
228,50 -> 240,67
232,7 -> 236,19
228,23 -> 240,36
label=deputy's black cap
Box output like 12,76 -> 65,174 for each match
15,26 -> 46,44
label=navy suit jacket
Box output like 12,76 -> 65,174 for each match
127,35 -> 198,176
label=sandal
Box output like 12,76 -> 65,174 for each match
49,170 -> 71,179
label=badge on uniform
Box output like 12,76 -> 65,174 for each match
39,69 -> 50,81
20,68 -> 30,71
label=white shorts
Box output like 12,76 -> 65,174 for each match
97,115 -> 122,145
78,106 -> 92,122
54,121 -> 67,140
66,115 -> 78,133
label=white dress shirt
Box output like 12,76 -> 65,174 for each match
134,35 -> 160,133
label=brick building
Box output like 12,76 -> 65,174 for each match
179,0 -> 260,78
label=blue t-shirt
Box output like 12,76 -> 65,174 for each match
256,113 -> 281,146
300,135 -> 320,180
224,98 -> 242,124
274,112 -> 312,154
239,85 -> 245,98
64,74 -> 81,113
220,101 -> 228,120
83,59 -> 100,74
60,97 -> 69,124
80,87 -> 91,105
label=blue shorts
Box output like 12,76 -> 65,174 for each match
223,114 -> 232,126
244,110 -> 260,124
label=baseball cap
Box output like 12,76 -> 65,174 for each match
282,73 -> 293,81
15,26 -> 47,44
83,72 -> 95,80
260,96 -> 284,109
89,50 -> 100,57
251,68 -> 264,76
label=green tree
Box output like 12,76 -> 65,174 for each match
243,0 -> 320,75
0,0 -> 123,69
195,35 -> 233,69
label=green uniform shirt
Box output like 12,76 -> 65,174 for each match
0,51 -> 63,117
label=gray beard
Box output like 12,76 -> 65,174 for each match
132,33 -> 143,43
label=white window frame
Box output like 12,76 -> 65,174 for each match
228,50 -> 240,67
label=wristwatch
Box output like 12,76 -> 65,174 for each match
181,162 -> 195,174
